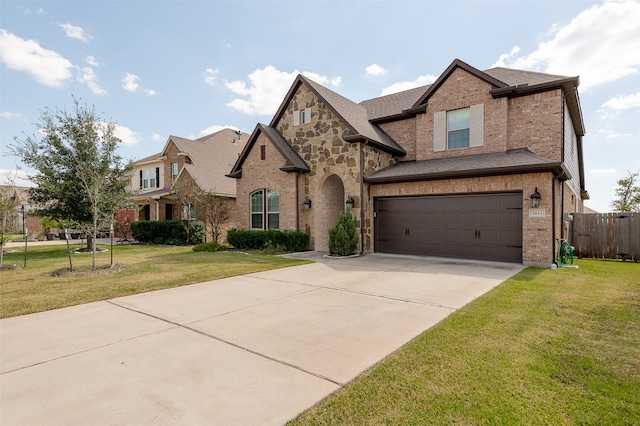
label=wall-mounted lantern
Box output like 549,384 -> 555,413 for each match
346,195 -> 355,210
303,196 -> 312,210
530,187 -> 541,208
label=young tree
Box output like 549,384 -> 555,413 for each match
11,98 -> 133,270
611,171 -> 640,212
195,191 -> 230,243
328,209 -> 359,256
171,176 -> 199,244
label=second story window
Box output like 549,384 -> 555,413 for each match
434,104 -> 484,152
447,108 -> 470,149
140,167 -> 160,189
171,162 -> 179,182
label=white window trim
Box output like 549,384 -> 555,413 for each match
250,189 -> 280,230
293,107 -> 311,126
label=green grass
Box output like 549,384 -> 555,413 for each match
0,244 -> 310,318
289,260 -> 640,425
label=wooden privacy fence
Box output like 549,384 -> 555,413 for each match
570,212 -> 640,260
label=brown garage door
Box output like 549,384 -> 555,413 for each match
375,193 -> 523,263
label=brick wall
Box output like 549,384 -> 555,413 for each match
235,132 -> 298,232
418,67 -> 510,160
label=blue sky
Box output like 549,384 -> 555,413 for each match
1,0 -> 639,212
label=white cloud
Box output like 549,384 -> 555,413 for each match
366,64 -> 388,77
122,73 -> 139,92
204,68 -> 219,86
200,125 -> 239,136
381,74 -> 438,96
225,66 -> 342,116
0,29 -> 73,87
58,23 -> 92,43
0,168 -> 32,187
493,1 -> 640,91
84,55 -> 98,66
589,168 -> 617,175
492,46 -> 521,68
23,8 -> 44,15
1,111 -> 24,120
145,89 -> 157,96
111,124 -> 140,145
77,67 -> 107,95
151,133 -> 163,142
602,92 -> 640,110
598,129 -> 632,139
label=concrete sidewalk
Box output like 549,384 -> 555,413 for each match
0,253 -> 522,425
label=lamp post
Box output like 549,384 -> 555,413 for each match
110,222 -> 114,267
21,204 -> 27,267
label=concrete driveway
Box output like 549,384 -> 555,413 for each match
0,252 -> 522,425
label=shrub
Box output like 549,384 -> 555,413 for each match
192,241 -> 228,252
131,220 -> 206,245
328,210 -> 358,256
227,229 -> 309,252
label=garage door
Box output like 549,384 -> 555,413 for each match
375,193 -> 522,263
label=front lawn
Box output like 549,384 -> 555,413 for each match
289,259 -> 640,425
0,244 -> 310,318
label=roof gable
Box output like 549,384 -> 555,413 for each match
410,59 -> 508,111
269,75 -> 405,156
227,124 -> 310,178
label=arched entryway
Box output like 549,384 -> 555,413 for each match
315,174 -> 345,251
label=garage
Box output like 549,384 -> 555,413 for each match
375,192 -> 523,263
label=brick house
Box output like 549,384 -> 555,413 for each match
228,59 -> 588,266
129,128 -> 248,241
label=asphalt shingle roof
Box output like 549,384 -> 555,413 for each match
165,128 -> 248,197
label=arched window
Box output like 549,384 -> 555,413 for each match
251,189 -> 279,230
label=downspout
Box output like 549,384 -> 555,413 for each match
561,93 -> 566,241
359,142 -> 366,255
552,177 -> 557,263
295,172 -> 300,232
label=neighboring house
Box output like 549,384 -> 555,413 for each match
0,186 -> 42,235
128,128 -> 248,240
228,59 -> 588,266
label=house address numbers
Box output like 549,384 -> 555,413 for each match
529,208 -> 547,218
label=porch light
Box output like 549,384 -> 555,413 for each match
346,195 -> 355,210
530,187 -> 541,208
303,196 -> 312,210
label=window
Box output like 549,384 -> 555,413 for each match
250,189 -> 279,230
182,203 -> 196,221
266,190 -> 279,229
434,104 -> 484,152
260,145 -> 266,161
140,167 -> 159,189
293,107 -> 311,126
251,191 -> 263,229
447,108 -> 470,149
171,163 -> 179,182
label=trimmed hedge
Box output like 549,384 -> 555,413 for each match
227,229 -> 309,252
131,220 -> 205,245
